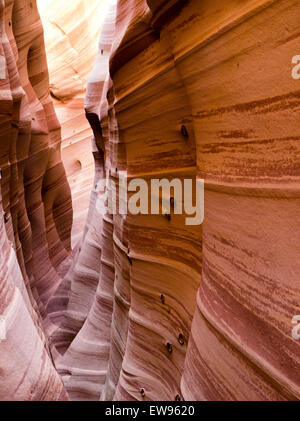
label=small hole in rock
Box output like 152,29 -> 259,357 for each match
181,125 -> 188,137
166,342 -> 172,353
178,333 -> 184,345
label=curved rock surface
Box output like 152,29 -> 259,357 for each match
0,0 -> 300,402
37,0 -> 110,245
58,0 -> 300,401
0,0 -> 72,400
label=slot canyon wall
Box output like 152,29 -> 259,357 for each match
0,0 -> 300,401
0,0 -> 71,399
37,0 -> 108,245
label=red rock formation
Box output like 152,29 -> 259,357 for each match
178,0 -> 300,401
1,0 -> 300,403
0,0 -> 72,400
56,2 -> 118,398
0,211 -> 67,400
37,0 -> 108,245
59,0 -> 300,402
12,0 -> 73,304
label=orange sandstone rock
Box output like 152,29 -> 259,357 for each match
61,0 -> 300,401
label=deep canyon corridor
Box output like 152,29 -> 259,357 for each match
0,0 -> 299,402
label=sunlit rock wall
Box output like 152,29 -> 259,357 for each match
37,0 -> 109,246
59,0 -> 300,401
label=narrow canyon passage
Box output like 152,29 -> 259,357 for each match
0,0 -> 299,402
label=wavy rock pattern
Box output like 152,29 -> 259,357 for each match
59,0 -> 300,402
0,0 -> 71,400
37,0 -> 110,245
0,0 -> 299,403
56,1 -> 118,398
